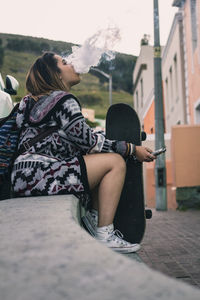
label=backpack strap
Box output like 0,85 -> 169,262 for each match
17,125 -> 59,155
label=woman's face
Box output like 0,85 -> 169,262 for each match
55,55 -> 80,89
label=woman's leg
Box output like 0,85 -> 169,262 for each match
83,153 -> 126,227
83,153 -> 141,253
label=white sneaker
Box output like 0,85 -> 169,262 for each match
96,224 -> 141,254
82,209 -> 98,237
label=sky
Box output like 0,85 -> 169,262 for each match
0,0 -> 178,56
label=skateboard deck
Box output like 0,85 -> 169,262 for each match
106,103 -> 149,243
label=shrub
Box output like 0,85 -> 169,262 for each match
79,94 -> 102,106
86,119 -> 100,128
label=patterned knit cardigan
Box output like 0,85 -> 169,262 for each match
11,91 -> 128,203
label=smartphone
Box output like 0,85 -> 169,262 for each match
152,147 -> 166,156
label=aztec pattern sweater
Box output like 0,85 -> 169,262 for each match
11,91 -> 127,206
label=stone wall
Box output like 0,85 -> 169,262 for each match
0,195 -> 200,299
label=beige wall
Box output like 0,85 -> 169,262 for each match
142,126 -> 200,209
82,108 -> 95,122
142,134 -> 176,209
134,1 -> 200,209
183,0 -> 200,124
162,12 -> 187,132
171,125 -> 200,187
133,45 -> 154,127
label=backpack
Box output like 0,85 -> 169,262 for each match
0,103 -> 20,200
0,103 -> 58,200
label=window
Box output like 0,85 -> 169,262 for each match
190,0 -> 197,52
165,78 -> 169,113
174,54 -> 179,101
136,90 -> 139,111
195,101 -> 200,124
140,78 -> 144,108
169,67 -> 174,107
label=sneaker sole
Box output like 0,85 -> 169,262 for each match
81,216 -> 96,237
98,239 -> 141,253
109,244 -> 141,254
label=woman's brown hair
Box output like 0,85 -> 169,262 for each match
26,52 -> 67,98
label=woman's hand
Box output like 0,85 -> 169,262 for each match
135,146 -> 156,162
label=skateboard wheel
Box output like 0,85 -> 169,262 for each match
141,131 -> 147,141
145,209 -> 152,219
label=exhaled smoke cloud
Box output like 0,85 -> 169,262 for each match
64,27 -> 121,74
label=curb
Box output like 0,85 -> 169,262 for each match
0,195 -> 200,300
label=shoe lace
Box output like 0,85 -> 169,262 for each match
108,229 -> 129,245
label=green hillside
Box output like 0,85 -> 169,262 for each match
0,33 -> 135,119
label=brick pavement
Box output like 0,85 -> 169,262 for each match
138,209 -> 200,288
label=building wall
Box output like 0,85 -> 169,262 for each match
143,125 -> 200,210
133,1 -> 200,209
162,12 -> 187,132
144,160 -> 176,209
171,125 -> 200,187
142,134 -> 176,209
170,124 -> 200,208
82,108 -> 95,122
133,46 -> 170,207
133,46 -> 154,128
142,125 -> 200,209
183,0 -> 200,124
143,100 -> 155,134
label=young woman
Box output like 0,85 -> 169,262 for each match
12,52 -> 155,253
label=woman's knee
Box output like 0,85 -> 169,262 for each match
83,153 -> 126,189
109,153 -> 126,173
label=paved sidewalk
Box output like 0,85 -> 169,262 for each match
137,209 -> 200,288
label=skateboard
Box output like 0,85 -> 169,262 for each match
106,103 -> 152,244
